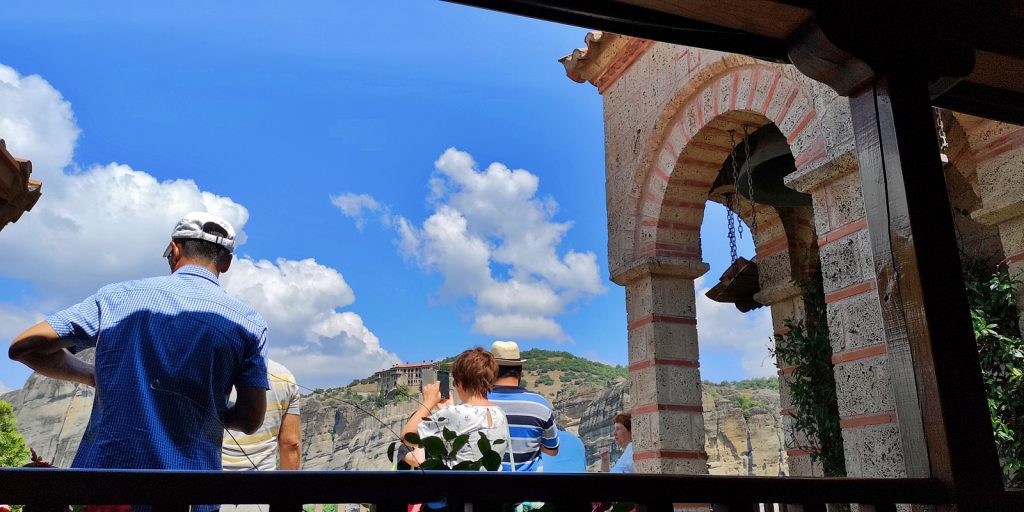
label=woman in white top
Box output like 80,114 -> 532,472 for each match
402,347 -> 509,469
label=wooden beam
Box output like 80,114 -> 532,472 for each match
850,75 -> 1003,510
443,0 -> 788,62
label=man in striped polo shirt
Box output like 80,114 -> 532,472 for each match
222,359 -> 301,472
488,341 -> 559,472
222,359 -> 301,512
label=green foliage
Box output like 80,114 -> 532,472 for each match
346,375 -> 379,388
770,272 -> 846,477
517,349 -> 628,383
392,386 -> 410,402
717,377 -> 780,391
303,505 -> 339,512
726,394 -> 767,422
535,373 -> 555,386
0,400 -> 30,467
387,417 -> 505,471
963,259 -> 1024,487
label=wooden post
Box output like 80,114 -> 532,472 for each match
849,75 -> 1003,509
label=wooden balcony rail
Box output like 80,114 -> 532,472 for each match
7,469 -> 1013,512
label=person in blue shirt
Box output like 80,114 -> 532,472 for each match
599,413 -> 633,473
542,428 -> 586,473
8,212 -> 268,489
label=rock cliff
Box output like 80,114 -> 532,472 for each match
5,360 -> 786,476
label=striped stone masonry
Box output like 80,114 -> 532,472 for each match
804,163 -> 905,478
572,35 -> 1024,482
614,257 -> 710,475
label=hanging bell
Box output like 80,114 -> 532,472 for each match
727,126 -> 813,208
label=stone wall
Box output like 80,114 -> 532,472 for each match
562,30 -> 1024,482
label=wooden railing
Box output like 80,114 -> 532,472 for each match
9,469 -> 1022,511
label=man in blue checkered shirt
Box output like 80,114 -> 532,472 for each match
9,212 -> 269,478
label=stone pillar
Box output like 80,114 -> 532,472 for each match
785,152 -> 907,479
755,284 -> 814,476
968,121 -> 1024,334
612,257 -> 710,474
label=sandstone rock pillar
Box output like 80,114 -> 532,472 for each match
612,256 -> 710,474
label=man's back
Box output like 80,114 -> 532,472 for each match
48,265 -> 268,470
488,385 -> 559,471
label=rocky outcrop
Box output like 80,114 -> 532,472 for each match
704,388 -> 787,476
6,365 -> 785,476
300,397 -> 418,471
1,349 -> 94,467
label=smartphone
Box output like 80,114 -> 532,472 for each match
437,370 -> 450,400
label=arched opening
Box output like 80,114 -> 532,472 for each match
647,109 -> 830,477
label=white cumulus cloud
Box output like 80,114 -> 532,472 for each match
223,259 -> 399,387
338,147 -> 605,342
331,192 -> 385,230
694,277 -> 777,378
0,65 -> 78,181
0,162 -> 250,302
0,62 -> 395,388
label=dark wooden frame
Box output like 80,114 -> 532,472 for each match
441,1 -> 1024,511
0,469 -> 967,511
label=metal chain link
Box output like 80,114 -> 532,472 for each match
934,108 -> 949,162
728,130 -> 744,240
742,124 -> 757,236
726,193 -> 738,262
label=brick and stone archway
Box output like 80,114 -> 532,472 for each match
613,61 -> 830,476
565,31 -> 1024,484
562,35 -> 1009,480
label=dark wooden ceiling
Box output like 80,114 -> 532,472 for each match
450,0 -> 1024,125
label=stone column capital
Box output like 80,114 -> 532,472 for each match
971,197 -> 1024,226
784,147 -> 859,194
610,257 -> 710,286
754,282 -> 803,305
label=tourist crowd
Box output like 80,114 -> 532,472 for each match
6,212 -> 633,511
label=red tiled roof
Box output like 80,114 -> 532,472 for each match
0,139 -> 41,230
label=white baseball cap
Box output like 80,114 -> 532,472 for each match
163,211 -> 236,256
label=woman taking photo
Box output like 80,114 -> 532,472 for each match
401,347 -> 509,468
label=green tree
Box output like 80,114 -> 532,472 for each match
0,400 -> 30,467
962,258 -> 1024,487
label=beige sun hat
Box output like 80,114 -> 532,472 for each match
491,340 -> 526,366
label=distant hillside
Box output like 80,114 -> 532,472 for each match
5,348 -> 786,475
328,349 -> 630,401
327,349 -> 777,404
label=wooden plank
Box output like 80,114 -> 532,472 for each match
849,75 -> 1004,508
0,469 -> 950,506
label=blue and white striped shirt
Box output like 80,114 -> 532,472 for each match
488,385 -> 560,472
47,265 -> 269,478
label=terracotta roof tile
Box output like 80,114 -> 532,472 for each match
0,139 -> 41,230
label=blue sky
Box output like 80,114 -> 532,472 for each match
0,1 -> 772,392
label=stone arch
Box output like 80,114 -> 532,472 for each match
632,63 -> 826,267
941,111 -> 1005,266
619,63 -> 828,477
